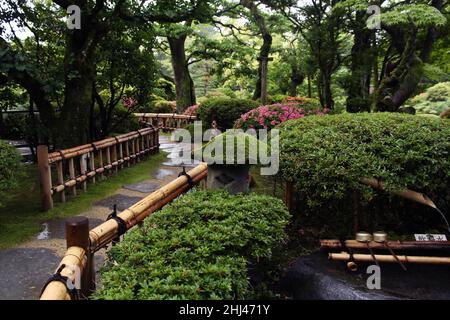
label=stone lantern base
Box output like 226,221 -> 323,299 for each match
206,164 -> 250,194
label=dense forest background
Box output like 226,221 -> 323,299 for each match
0,0 -> 449,149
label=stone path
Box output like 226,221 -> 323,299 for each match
0,135 -> 187,300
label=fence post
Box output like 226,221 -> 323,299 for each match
37,145 -> 53,211
65,216 -> 94,297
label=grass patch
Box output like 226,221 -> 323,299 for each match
0,152 -> 166,249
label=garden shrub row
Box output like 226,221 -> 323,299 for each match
94,189 -> 290,300
279,113 -> 450,236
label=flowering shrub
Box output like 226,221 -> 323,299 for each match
121,97 -> 137,110
235,102 -> 328,130
183,104 -> 200,116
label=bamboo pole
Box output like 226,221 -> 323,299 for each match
68,158 -> 76,196
97,149 -> 104,179
112,145 -> 118,173
40,246 -> 86,300
118,142 -> 123,169
106,146 -> 112,170
80,155 -> 87,192
37,145 -> 53,211
125,140 -> 130,167
321,239 -> 450,251
329,252 -> 450,265
89,163 -> 208,252
360,177 -> 438,209
89,152 -> 96,184
56,161 -> 65,203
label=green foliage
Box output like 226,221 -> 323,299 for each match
94,189 -> 290,300
108,105 -> 140,135
0,140 -> 22,207
409,82 -> 450,115
194,130 -> 270,164
197,97 -> 259,129
151,100 -> 177,113
279,113 -> 450,236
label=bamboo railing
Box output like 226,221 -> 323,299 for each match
134,113 -> 196,130
37,127 -> 159,211
40,163 -> 208,300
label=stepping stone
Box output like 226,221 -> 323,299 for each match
123,181 -> 160,193
94,194 -> 144,212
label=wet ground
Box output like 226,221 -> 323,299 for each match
0,135 -> 189,300
280,252 -> 450,300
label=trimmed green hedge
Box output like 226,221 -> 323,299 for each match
94,190 -> 290,300
197,97 -> 259,130
0,140 -> 22,207
410,82 -> 450,116
279,113 -> 450,235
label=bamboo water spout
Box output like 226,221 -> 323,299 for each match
360,177 -> 450,232
329,252 -> 450,265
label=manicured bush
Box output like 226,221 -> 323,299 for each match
94,189 -> 290,300
0,140 -> 22,207
108,105 -> 140,134
193,130 -> 270,164
279,113 -> 450,236
151,100 -> 177,113
409,82 -> 450,116
197,97 -> 259,130
234,102 -> 328,131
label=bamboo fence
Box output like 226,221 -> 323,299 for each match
40,162 -> 208,300
134,113 -> 196,130
37,127 -> 159,211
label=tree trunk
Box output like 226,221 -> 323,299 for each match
168,34 -> 196,113
346,13 -> 373,113
289,64 -> 304,97
242,0 -> 273,102
59,35 -> 97,147
318,71 -> 333,109
375,22 -> 423,112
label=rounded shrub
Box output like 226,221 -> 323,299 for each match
279,113 -> 450,237
151,100 -> 176,113
410,82 -> 450,116
94,189 -> 290,300
197,97 -> 259,130
108,105 -> 140,134
0,140 -> 22,207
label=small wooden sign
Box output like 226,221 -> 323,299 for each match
414,234 -> 447,241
